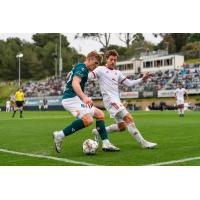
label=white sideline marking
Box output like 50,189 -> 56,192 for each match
0,116 -> 72,121
146,156 -> 200,166
0,148 -> 98,166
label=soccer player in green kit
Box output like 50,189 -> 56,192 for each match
53,51 -> 120,153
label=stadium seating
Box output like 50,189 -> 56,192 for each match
22,63 -> 200,98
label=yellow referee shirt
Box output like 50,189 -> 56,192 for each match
15,91 -> 24,101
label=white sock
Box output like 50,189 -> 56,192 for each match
102,139 -> 110,145
58,131 -> 65,138
181,109 -> 184,114
106,124 -> 120,133
127,123 -> 145,144
178,109 -> 181,115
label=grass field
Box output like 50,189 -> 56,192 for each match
0,110 -> 200,166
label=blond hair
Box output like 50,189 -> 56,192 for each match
86,51 -> 102,63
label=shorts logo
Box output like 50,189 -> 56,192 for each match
71,128 -> 75,132
81,104 -> 85,108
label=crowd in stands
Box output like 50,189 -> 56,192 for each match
22,63 -> 200,98
23,77 -> 66,97
165,63 -> 200,90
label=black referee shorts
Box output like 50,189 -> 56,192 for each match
16,101 -> 24,108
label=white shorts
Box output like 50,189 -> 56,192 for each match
176,99 -> 184,106
105,101 -> 128,123
62,96 -> 95,119
43,104 -> 48,109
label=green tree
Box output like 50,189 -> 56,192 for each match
188,33 -> 200,43
118,33 -> 134,48
32,33 -> 69,48
155,33 -> 190,53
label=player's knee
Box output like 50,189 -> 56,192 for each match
118,123 -> 126,131
123,113 -> 134,125
95,109 -> 105,120
82,114 -> 94,127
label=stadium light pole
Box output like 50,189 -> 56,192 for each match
16,53 -> 23,86
55,44 -> 58,77
59,33 -> 63,77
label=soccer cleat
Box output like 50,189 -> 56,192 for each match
92,128 -> 100,142
141,140 -> 157,149
53,131 -> 63,153
102,143 -> 120,152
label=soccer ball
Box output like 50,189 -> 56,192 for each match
83,139 -> 98,155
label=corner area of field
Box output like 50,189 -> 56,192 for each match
0,111 -> 200,166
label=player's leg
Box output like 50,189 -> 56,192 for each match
92,121 -> 125,135
12,103 -> 18,118
93,107 -> 120,151
53,113 -> 93,153
53,97 -> 94,153
177,100 -> 182,117
180,104 -> 184,117
19,102 -> 24,118
92,101 -> 127,135
122,112 -> 157,148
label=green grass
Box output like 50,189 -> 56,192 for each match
185,58 -> 200,64
0,111 -> 200,166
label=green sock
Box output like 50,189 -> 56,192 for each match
63,118 -> 85,136
96,120 -> 108,140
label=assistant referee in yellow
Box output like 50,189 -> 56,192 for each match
12,88 -> 25,118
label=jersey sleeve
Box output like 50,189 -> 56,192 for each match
88,66 -> 102,80
118,71 -> 127,84
73,66 -> 87,78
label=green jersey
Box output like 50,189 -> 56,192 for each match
63,63 -> 89,99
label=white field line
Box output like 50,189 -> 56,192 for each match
0,148 -> 98,166
0,116 -> 73,121
146,156 -> 200,166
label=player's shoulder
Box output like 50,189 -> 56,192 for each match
93,66 -> 106,74
74,63 -> 86,71
96,66 -> 105,70
73,63 -> 88,74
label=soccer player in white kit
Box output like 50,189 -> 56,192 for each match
6,100 -> 11,112
89,50 -> 157,149
174,83 -> 188,117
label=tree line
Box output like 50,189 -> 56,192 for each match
1,33 -> 200,81
0,33 -> 85,81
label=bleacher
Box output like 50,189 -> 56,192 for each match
22,63 -> 200,98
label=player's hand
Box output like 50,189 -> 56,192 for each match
142,72 -> 152,81
82,96 -> 93,107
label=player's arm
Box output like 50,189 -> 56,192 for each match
72,76 -> 92,106
88,71 -> 97,81
120,72 -> 151,87
185,90 -> 188,100
174,92 -> 177,100
88,66 -> 101,81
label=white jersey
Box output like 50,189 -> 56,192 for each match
175,88 -> 186,100
6,101 -> 11,107
89,66 -> 126,105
